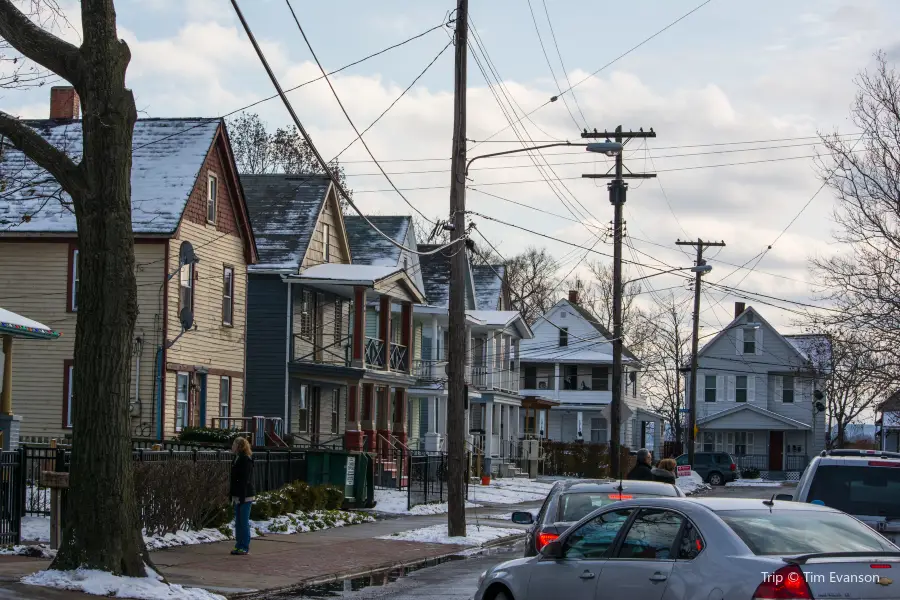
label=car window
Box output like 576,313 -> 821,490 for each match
564,509 -> 634,560
807,465 -> 900,518
675,455 -> 687,466
694,454 -> 711,465
718,509 -> 896,555
557,492 -> 676,522
617,509 -> 683,560
536,483 -> 559,524
677,520 -> 704,560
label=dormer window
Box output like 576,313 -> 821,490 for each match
559,327 -> 569,347
207,172 -> 218,224
743,328 -> 756,354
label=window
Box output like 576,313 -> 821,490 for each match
782,376 -> 794,403
219,376 -> 231,419
297,384 -> 309,432
704,375 -> 717,402
743,328 -> 756,354
618,509 -> 684,560
525,412 -> 536,434
559,327 -> 569,347
207,172 -> 218,223
68,247 -> 79,312
331,389 -> 340,434
592,366 -> 609,391
334,299 -> 343,343
564,509 -> 634,560
733,432 -> 753,455
175,372 -> 189,432
179,244 -> 194,316
677,520 -> 704,560
558,491 -> 677,523
523,366 -> 537,389
702,432 -> 715,452
222,266 -> 234,326
322,223 -> 331,262
735,375 -> 747,402
563,365 -> 577,390
807,465 -> 900,520
63,361 -> 74,428
590,418 -> 608,443
300,290 -> 312,340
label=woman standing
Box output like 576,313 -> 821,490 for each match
230,436 -> 255,555
651,458 -> 677,485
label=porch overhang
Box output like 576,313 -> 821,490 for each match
475,391 -> 523,406
289,264 -> 426,303
361,369 -> 417,388
697,404 -> 811,430
288,361 -> 364,385
408,384 -> 483,400
521,396 -> 560,410
0,307 -> 59,340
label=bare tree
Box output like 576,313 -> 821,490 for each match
579,260 -> 654,355
412,214 -> 450,244
0,0 -> 149,576
499,247 -> 559,325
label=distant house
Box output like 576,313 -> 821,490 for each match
687,302 -> 830,478
0,87 -> 258,442
877,394 -> 900,452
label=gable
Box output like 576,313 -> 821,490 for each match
699,306 -> 808,367
699,405 -> 810,430
302,186 -> 351,268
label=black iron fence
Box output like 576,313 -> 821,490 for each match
406,452 -> 469,510
0,451 -> 22,545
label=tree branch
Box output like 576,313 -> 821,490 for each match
0,0 -> 82,85
0,111 -> 86,197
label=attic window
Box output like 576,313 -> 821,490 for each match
560,311 -> 566,318
323,223 -> 331,262
207,172 -> 218,224
559,327 -> 569,347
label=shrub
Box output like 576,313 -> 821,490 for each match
176,427 -> 242,445
134,459 -> 229,536
307,485 -> 325,511
250,497 -> 274,521
322,486 -> 344,510
742,467 -> 761,480
287,481 -> 311,508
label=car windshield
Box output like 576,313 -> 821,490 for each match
807,465 -> 900,518
719,509 -> 895,555
557,491 -> 672,522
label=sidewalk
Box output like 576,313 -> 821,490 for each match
0,504 -> 537,599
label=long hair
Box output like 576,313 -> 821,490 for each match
658,458 -> 676,473
233,436 -> 252,457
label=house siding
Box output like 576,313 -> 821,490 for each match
301,189 -> 348,268
245,274 -> 289,421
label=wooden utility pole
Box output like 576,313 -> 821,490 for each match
676,238 -> 725,467
582,126 -> 656,478
447,0 -> 468,538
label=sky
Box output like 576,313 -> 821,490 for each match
5,0 -> 899,336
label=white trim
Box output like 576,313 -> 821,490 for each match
70,249 -> 79,312
726,375 -> 736,402
716,375 -> 725,402
175,371 -> 189,432
207,171 -> 218,224
756,327 -> 764,356
774,375 -> 784,403
747,375 -> 756,403
222,266 -> 235,326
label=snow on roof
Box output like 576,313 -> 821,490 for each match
0,118 -> 221,234
466,310 -> 520,327
471,264 -> 504,310
0,306 -> 58,338
345,215 -> 409,267
418,244 -> 452,308
298,263 -> 403,283
784,334 -> 832,369
242,174 -> 330,271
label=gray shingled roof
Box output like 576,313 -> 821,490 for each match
344,215 -> 409,267
566,300 -> 641,363
418,243 -> 452,307
471,264 -> 505,310
0,118 -> 221,234
242,174 -> 330,271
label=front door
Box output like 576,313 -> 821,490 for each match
769,431 -> 784,471
310,387 -> 322,444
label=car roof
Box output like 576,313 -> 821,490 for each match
605,496 -> 841,515
563,480 -> 681,494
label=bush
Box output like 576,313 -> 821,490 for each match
287,481 -> 311,508
250,497 -> 274,521
134,459 -> 229,536
307,485 -> 325,511
742,467 -> 761,479
322,486 -> 344,510
176,427 -> 242,445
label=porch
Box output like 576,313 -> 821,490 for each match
470,394 -> 524,476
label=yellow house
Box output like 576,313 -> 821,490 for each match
0,87 -> 257,442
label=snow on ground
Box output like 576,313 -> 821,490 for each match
23,565 -> 225,600
676,471 -> 712,496
373,489 -> 482,515
726,479 -> 783,488
373,478 -> 553,515
378,524 -> 522,547
20,516 -> 50,544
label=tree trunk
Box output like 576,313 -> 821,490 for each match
50,1 -> 147,576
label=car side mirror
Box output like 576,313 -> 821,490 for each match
540,540 -> 563,559
774,494 -> 793,501
511,511 -> 534,525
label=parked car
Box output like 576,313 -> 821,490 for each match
478,497 -> 900,600
512,479 -> 684,557
675,451 -> 737,485
779,449 -> 900,545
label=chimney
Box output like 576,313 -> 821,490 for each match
568,290 -> 579,304
734,302 -> 746,318
50,87 -> 80,120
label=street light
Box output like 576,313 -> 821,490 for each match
585,141 -> 624,157
466,141 -> 624,176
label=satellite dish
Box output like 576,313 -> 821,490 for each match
179,241 -> 197,266
815,401 -> 826,413
179,306 -> 194,332
813,390 -> 824,401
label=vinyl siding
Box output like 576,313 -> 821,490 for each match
245,274 -> 289,420
301,189 -> 348,268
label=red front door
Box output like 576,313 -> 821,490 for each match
769,431 -> 784,470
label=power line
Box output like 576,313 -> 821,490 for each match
541,0 -> 588,127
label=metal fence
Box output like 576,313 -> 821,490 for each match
406,452 -> 469,510
0,451 -> 22,545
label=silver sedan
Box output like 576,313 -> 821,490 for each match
475,497 -> 900,600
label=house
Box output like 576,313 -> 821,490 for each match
0,87 -> 258,442
877,394 -> 900,452
242,176 -> 426,451
518,291 -> 662,453
687,302 -> 830,478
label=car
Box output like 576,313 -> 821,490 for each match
512,479 -> 684,557
675,451 -> 737,485
779,448 -> 900,544
476,497 -> 900,600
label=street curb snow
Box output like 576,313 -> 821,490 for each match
229,533 -> 526,599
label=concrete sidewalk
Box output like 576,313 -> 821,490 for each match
0,506 -> 536,599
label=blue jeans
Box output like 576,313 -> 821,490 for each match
234,501 -> 253,552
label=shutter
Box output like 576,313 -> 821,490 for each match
736,327 -> 744,355
716,375 -> 725,402
696,372 -> 704,404
727,376 -> 736,402
747,375 -> 756,403
774,376 -> 783,402
795,377 -> 803,402
756,327 -> 763,355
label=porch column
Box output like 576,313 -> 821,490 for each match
465,325 -> 472,384
485,333 -> 494,388
515,406 -> 521,453
352,287 -> 367,368
554,363 -> 560,396
513,339 -> 520,393
484,400 -> 494,472
393,388 -> 407,446
377,387 -> 393,458
431,317 -> 439,378
344,385 -> 363,450
379,296 -> 391,370
503,404 -> 510,459
504,335 -> 512,391
362,384 -> 376,451
424,395 -> 442,452
1,335 -> 11,415
400,301 -> 412,373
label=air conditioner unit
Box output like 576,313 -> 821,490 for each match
522,439 -> 540,460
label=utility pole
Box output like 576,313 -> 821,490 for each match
582,126 -> 656,479
447,0 -> 468,538
676,238 -> 725,467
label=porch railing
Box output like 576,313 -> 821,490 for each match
733,454 -> 810,472
365,337 -> 386,369
390,343 -> 409,372
471,366 -> 519,394
412,359 -> 473,384
292,333 -> 351,367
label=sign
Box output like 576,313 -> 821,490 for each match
676,465 -> 691,478
679,408 -> 691,413
693,424 -> 698,437
344,456 -> 356,499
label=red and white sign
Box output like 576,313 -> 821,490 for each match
676,465 -> 692,478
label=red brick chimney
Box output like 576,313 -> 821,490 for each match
734,301 -> 746,318
50,87 -> 80,120
569,290 -> 579,304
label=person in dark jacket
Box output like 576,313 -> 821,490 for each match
230,436 -> 255,555
626,448 -> 654,481
651,458 -> 677,484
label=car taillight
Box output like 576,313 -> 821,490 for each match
752,565 -> 813,599
536,532 -> 558,551
730,463 -> 737,471
868,461 -> 900,467
871,564 -> 892,569
608,493 -> 632,500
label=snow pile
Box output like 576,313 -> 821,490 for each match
373,489 -> 481,515
20,516 -> 50,543
726,479 -> 782,488
0,545 -> 54,559
676,471 -> 712,496
251,509 -> 373,536
378,524 -> 522,547
466,478 -> 553,504
23,565 -> 225,600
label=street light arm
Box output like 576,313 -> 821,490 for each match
465,142 -> 580,176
